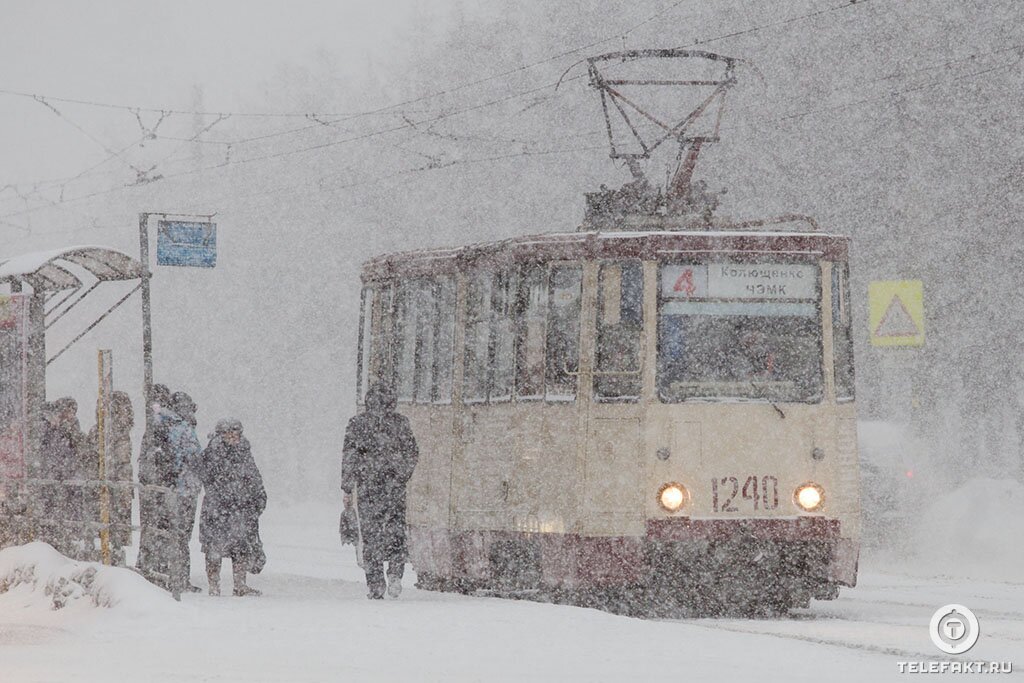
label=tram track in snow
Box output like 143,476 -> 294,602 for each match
665,610 -> 1013,660
460,576 -> 1024,665
670,617 -> 939,661
658,588 -> 1024,667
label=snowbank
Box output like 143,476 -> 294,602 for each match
911,478 -> 1024,582
0,542 -> 174,613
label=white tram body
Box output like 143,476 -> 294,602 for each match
356,224 -> 859,609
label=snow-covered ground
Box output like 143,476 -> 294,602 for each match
1,502 -> 1022,682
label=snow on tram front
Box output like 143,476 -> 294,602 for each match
352,48 -> 859,614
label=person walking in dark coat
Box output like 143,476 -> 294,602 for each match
342,382 -> 419,599
197,419 -> 266,597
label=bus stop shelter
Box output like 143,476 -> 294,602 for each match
0,245 -> 159,574
0,245 -> 144,480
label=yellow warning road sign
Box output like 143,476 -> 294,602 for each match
869,280 -> 924,347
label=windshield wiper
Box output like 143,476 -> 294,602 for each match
750,381 -> 786,419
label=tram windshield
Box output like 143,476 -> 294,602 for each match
657,263 -> 823,403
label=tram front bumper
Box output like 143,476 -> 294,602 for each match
644,517 -> 850,593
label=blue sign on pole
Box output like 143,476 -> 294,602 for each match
156,221 -> 217,268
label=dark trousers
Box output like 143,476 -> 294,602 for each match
136,490 -> 170,576
175,493 -> 199,585
365,559 -> 405,598
137,489 -> 192,590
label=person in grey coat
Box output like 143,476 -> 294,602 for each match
136,383 -> 172,580
165,391 -> 203,592
198,419 -> 266,596
342,382 -> 419,599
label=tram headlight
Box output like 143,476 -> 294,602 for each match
794,483 -> 825,512
658,483 -> 687,513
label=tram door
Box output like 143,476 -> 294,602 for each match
582,262 -> 644,534
456,270 -> 516,534
511,263 -> 584,534
455,264 -> 586,537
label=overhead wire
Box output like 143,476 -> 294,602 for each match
0,73 -> 593,223
5,0 -> 1019,230
31,96 -> 146,175
0,0 -> 695,123
0,1 -> 701,207
0,0 -> 870,217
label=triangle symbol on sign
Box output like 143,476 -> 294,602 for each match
875,294 -> 920,337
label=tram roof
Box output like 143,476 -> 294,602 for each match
361,224 -> 849,282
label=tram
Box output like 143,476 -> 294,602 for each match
352,50 -> 860,613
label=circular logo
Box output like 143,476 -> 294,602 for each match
930,604 -> 980,654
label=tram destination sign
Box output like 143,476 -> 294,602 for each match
662,263 -> 817,300
156,220 -> 217,268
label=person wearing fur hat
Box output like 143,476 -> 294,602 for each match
197,419 -> 267,596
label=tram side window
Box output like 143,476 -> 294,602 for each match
375,284 -> 394,387
359,284 -> 393,402
832,264 -> 856,400
515,265 -> 548,399
393,283 -> 418,403
595,262 -> 643,401
490,270 -> 517,402
391,277 -> 456,404
412,283 -> 436,404
463,272 -> 492,403
356,287 -> 373,403
432,277 -> 456,403
546,265 -> 583,399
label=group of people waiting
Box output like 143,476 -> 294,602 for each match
39,393 -> 134,563
37,384 -> 267,597
136,384 -> 267,596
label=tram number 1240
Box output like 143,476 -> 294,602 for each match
711,475 -> 779,513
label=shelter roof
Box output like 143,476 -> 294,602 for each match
0,245 -> 142,291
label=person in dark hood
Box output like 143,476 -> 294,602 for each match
135,383 -> 173,581
342,382 -> 419,599
40,397 -> 85,555
197,419 -> 266,597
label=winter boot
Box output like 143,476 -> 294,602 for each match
206,556 -> 221,596
232,562 -> 261,597
386,561 -> 405,598
365,561 -> 387,599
